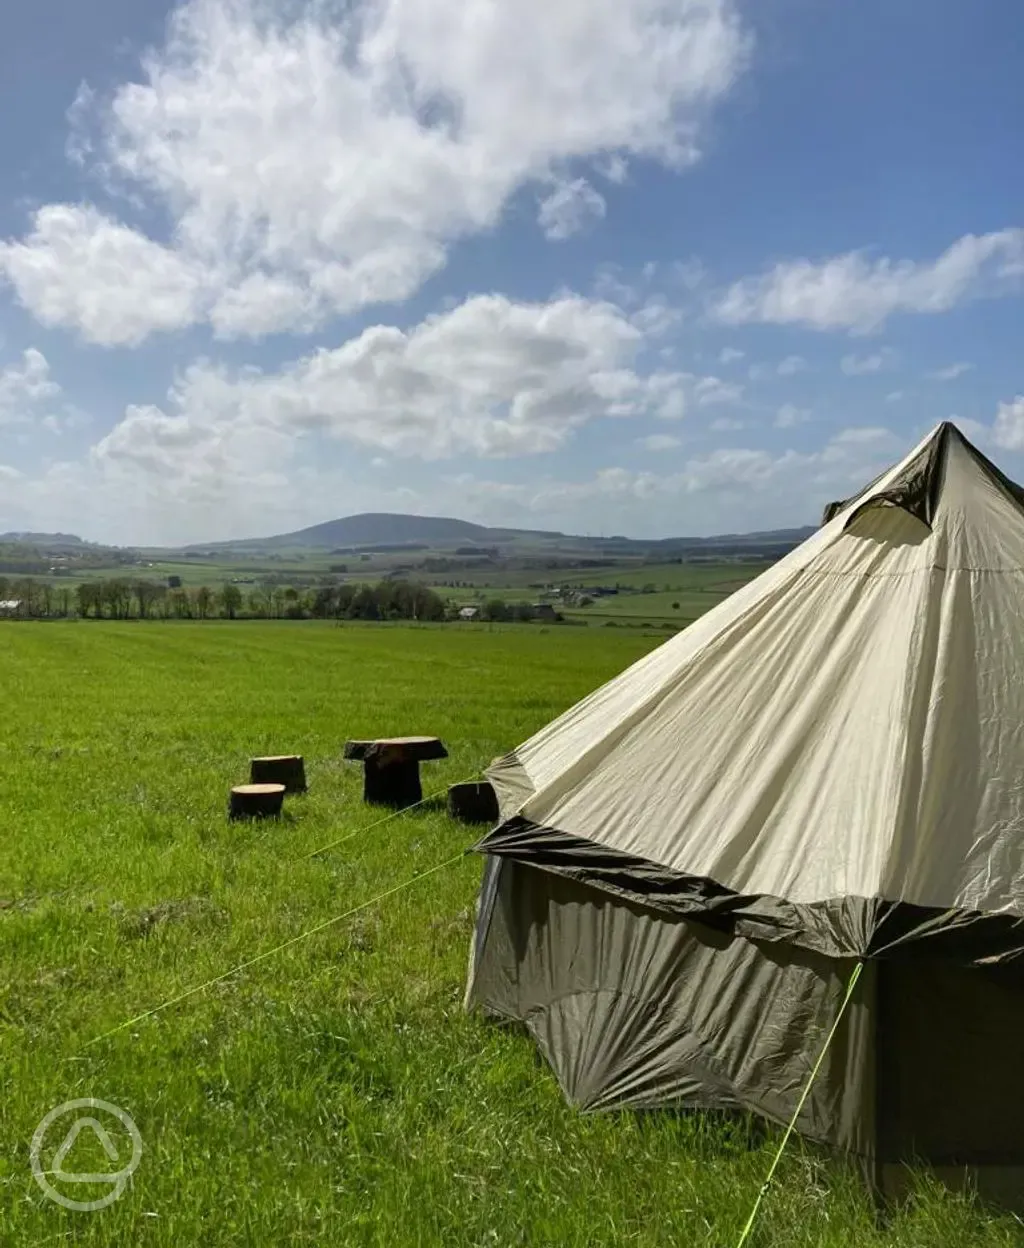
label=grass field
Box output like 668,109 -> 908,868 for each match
1,622 -> 1020,1245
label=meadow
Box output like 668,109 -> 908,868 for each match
1,622 -> 1021,1246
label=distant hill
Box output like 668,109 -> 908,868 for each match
193,512 -> 566,551
189,512 -> 815,554
0,531 -> 89,549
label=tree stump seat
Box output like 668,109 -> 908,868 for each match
343,736 -> 448,808
447,781 -> 499,824
229,783 -> 286,820
250,754 -> 307,793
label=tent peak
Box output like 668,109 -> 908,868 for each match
822,418 -> 1024,531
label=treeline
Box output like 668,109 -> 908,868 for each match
0,577 -> 451,622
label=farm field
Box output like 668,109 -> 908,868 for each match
445,561 -> 770,626
0,623 -> 1019,1246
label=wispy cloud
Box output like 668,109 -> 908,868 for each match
993,396 -> 1024,450
714,228 -> 1024,333
0,348 -> 61,425
840,348 -> 897,375
694,376 -> 744,406
537,178 -> 607,240
637,433 -> 682,451
926,361 -> 974,381
775,404 -> 811,428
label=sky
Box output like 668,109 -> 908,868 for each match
0,0 -> 1021,546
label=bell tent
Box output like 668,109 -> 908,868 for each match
465,420 -> 1024,1206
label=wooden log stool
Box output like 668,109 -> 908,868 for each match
447,780 -> 499,824
343,736 -> 448,809
229,783 -> 286,820
250,754 -> 307,793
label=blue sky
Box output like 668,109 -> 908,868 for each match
0,0 -> 1021,545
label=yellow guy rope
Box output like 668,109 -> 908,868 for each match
84,850 -> 469,1049
734,959 -> 865,1248
298,772 -> 482,861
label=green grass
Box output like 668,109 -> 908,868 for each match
1,622 -> 1020,1245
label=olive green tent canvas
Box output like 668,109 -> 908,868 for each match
465,421 -> 1024,1209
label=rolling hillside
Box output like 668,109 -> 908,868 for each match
188,512 -> 816,554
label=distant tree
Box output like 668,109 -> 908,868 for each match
167,574 -> 182,589
483,598 -> 509,622
311,586 -> 337,618
349,585 -> 379,620
282,587 -> 305,619
102,578 -> 133,619
220,584 -> 243,619
76,582 -> 100,619
672,602 -> 680,610
195,586 -> 214,619
170,588 -> 192,619
270,586 -> 289,618
246,588 -> 269,617
335,584 -> 356,617
133,580 -> 163,619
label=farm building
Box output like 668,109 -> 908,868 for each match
0,599 -> 24,617
467,421 -> 1024,1212
457,606 -> 480,621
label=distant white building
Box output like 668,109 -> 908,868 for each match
0,600 -> 24,616
458,606 -> 480,621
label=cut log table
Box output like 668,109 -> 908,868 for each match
229,783 -> 286,820
343,736 -> 448,808
250,754 -> 307,793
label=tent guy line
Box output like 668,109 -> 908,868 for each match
298,770 -> 484,861
79,850 -> 470,1051
734,960 -> 865,1248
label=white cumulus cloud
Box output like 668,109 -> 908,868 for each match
0,206 -> 204,348
91,294 -> 686,483
714,228 -> 1024,333
0,0 -> 751,344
